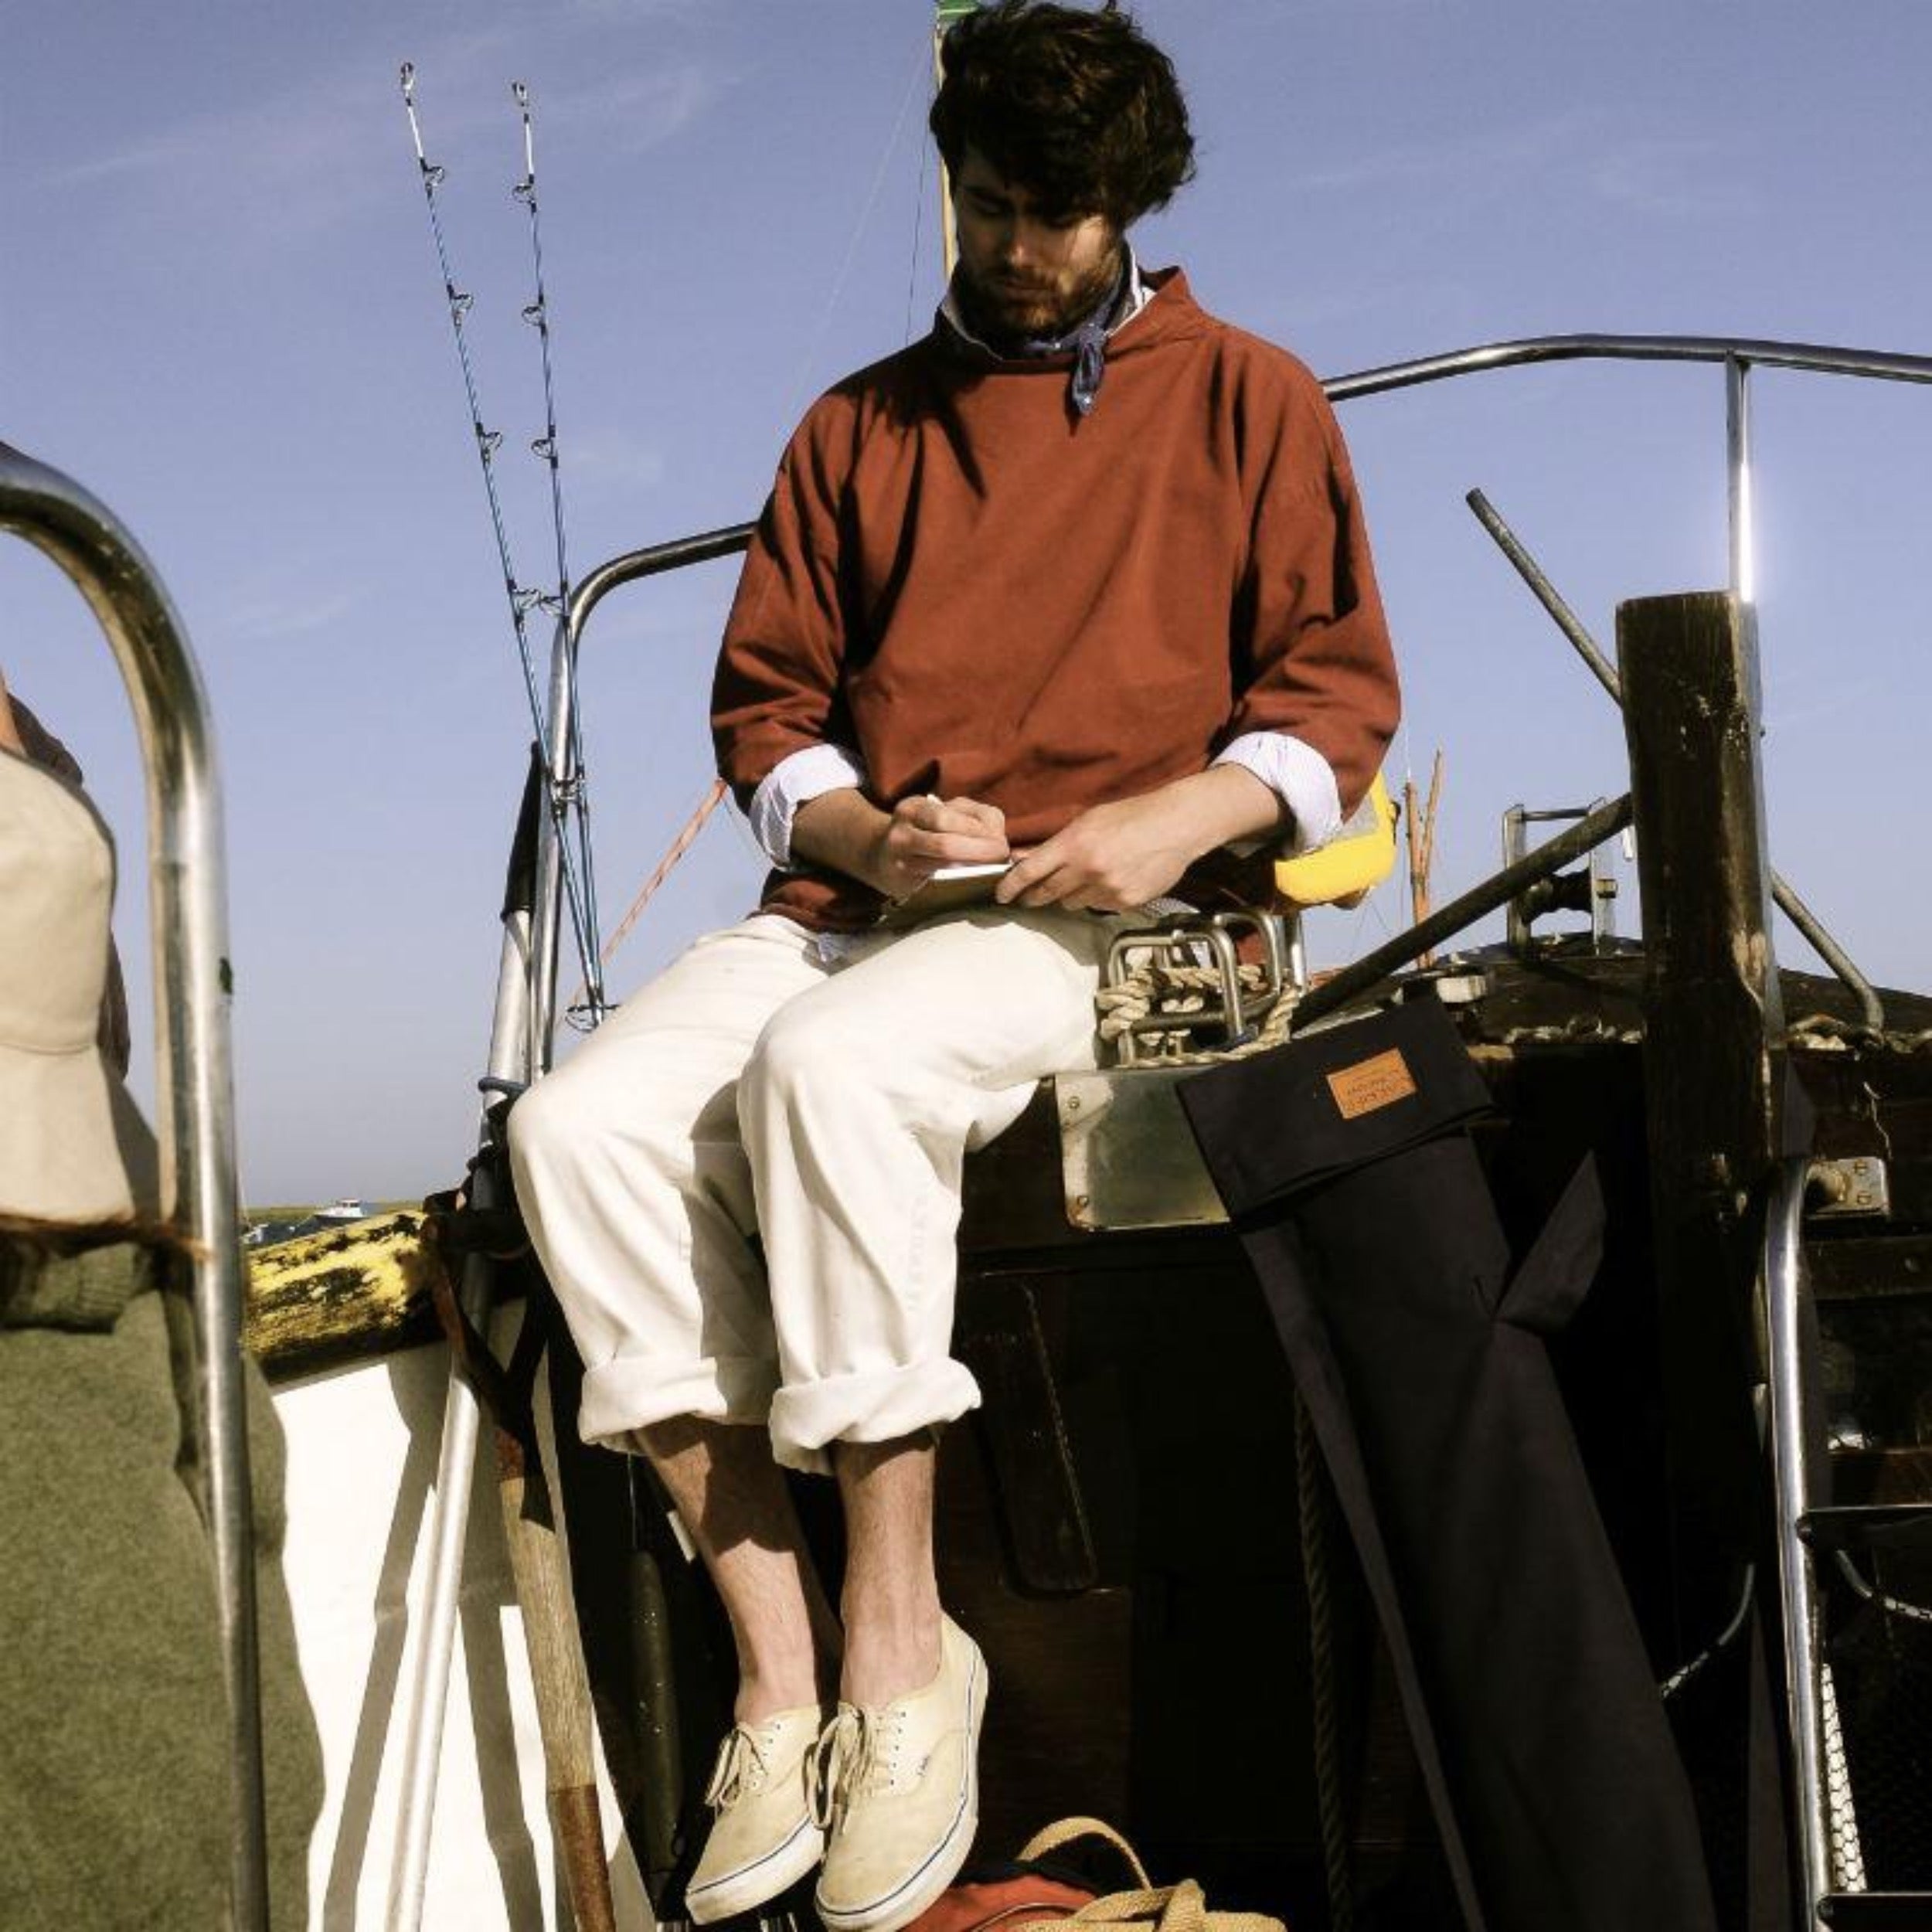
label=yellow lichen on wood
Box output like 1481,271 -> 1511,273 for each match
244,1210 -> 447,1380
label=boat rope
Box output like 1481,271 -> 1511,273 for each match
1296,1396 -> 1355,1932
1819,1658 -> 1868,1889
1492,1015 -> 1644,1049
1658,1564 -> 1757,1701
1834,1549 -> 1932,1627
511,79 -> 607,1019
1095,957 -> 1298,1063
398,62 -> 601,1002
1787,1012 -> 1932,1056
560,778 -> 728,1022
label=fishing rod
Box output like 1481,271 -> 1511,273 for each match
511,80 -> 607,1022
398,62 -> 606,1020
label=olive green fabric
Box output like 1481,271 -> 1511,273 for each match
0,1241 -> 160,1332
0,1265 -> 321,1930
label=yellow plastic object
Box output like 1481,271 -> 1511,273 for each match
1272,771 -> 1398,910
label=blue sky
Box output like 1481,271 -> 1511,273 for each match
5,0 -> 1929,1202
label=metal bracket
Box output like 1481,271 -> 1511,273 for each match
1056,1066 -> 1227,1233
1804,1156 -> 1892,1221
1503,800 -> 1619,954
1101,910 -> 1290,1066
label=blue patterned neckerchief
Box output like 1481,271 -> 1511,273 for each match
942,246 -> 1146,416
1015,258 -> 1128,416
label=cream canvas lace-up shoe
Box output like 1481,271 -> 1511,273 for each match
811,1616 -> 988,1932
685,1704 -> 828,1924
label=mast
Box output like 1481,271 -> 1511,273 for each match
933,0 -> 980,277
1404,751 -> 1444,966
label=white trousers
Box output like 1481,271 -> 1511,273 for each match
507,909 -> 1124,1473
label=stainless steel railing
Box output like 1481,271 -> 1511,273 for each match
530,331 -> 1932,1051
0,443 -> 268,1930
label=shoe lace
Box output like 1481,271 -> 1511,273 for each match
704,1723 -> 772,1811
809,1704 -> 889,1828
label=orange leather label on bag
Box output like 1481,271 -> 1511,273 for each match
1326,1047 -> 1417,1119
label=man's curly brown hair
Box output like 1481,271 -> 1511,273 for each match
930,2 -> 1196,228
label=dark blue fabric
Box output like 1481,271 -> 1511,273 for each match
1179,998 -> 1720,1932
1014,262 -> 1128,417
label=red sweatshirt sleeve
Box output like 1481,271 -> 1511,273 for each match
1224,352 -> 1400,816
710,401 -> 856,813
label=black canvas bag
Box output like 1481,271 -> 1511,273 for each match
1179,996 -> 1716,1932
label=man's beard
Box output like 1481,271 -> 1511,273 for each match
955,243 -> 1123,349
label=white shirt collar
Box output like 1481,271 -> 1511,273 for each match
939,240 -> 1151,356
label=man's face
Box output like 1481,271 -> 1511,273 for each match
951,148 -> 1121,342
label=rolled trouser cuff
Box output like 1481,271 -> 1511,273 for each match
577,1351 -> 780,1451
767,1359 -> 982,1475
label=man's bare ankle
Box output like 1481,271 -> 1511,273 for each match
733,1667 -> 827,1724
839,1604 -> 943,1709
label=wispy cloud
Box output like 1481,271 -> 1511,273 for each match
46,25 -> 515,231
564,0 -> 712,25
1285,111 -> 1595,199
1586,134 -> 1757,219
1763,667 -> 1891,734
221,584 -> 365,644
566,426 -> 669,493
546,63 -> 726,156
1286,109 -> 1757,223
42,18 -> 732,243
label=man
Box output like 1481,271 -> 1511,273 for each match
509,6 -> 1397,1929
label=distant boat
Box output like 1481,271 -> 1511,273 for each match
242,1197 -> 375,1247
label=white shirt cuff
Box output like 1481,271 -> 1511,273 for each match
747,743 -> 869,869
1213,732 -> 1343,855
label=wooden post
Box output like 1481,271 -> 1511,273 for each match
1617,590 -> 1784,1644
1403,750 -> 1442,965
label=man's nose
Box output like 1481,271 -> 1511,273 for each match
1001,219 -> 1049,266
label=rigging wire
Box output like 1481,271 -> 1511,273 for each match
397,62 -> 601,1004
904,128 -> 930,346
775,39 -> 928,429
566,35 -> 935,975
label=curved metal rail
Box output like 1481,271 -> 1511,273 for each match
1323,330 -> 1932,402
531,331 -> 1932,1053
0,443 -> 267,1930
1764,1156 -> 1832,1922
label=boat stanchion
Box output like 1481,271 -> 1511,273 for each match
386,916 -> 535,1931
1291,791 -> 1634,1030
1466,486 -> 1886,1032
0,444 -> 270,1930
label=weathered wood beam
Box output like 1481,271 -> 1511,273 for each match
244,1210 -> 448,1379
1618,590 -> 1784,1641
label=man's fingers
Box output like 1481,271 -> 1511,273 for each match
993,844 -> 1044,901
893,824 -> 1009,866
941,795 -> 1006,837
996,845 -> 1072,906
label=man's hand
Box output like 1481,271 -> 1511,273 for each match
871,794 -> 1009,900
995,765 -> 1284,912
792,788 -> 1009,900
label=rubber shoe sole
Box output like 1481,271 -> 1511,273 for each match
686,1809 -> 825,1925
815,1625 -> 986,1932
